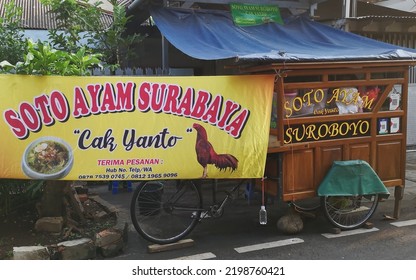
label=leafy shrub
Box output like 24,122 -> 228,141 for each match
0,180 -> 44,217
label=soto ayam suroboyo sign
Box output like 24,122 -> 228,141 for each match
282,87 -> 382,144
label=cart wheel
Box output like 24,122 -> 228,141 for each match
321,194 -> 379,230
130,180 -> 203,244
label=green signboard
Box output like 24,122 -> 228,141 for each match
230,3 -> 283,26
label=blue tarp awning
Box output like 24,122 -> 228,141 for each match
150,6 -> 416,62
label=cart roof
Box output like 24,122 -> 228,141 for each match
150,6 -> 416,62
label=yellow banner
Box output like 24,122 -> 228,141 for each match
0,74 -> 274,180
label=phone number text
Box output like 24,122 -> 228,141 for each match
78,173 -> 178,180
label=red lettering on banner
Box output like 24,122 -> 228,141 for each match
101,83 -> 117,112
74,82 -> 136,117
191,90 -> 210,119
137,82 -> 151,112
3,110 -> 27,139
19,103 -> 40,133
73,87 -> 90,117
115,82 -> 135,111
202,95 -> 222,124
3,80 -> 252,139
3,90 -> 70,139
34,94 -> 54,125
137,82 -> 250,138
217,100 -> 240,129
176,87 -> 193,116
49,91 -> 69,122
97,159 -> 125,165
226,109 -> 249,138
86,84 -> 102,114
151,83 -> 164,112
163,84 -> 182,113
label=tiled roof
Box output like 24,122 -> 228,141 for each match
119,0 -> 133,7
0,0 -> 133,30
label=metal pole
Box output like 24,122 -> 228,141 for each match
351,0 -> 357,18
162,0 -> 169,75
342,0 -> 351,18
162,36 -> 169,75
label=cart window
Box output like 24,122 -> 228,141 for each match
380,84 -> 402,111
283,84 -> 400,118
377,84 -> 402,135
283,88 -> 328,118
283,87 -> 367,118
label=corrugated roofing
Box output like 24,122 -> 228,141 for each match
0,0 -> 131,30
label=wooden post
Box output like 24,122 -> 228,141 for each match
394,186 -> 404,219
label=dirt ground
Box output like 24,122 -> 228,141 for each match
0,196 -> 116,260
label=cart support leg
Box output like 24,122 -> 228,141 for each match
393,186 -> 404,219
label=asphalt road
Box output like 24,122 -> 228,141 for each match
92,150 -> 416,260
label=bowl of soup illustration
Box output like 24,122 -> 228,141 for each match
22,136 -> 74,179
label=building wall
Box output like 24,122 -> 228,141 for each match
408,84 -> 416,146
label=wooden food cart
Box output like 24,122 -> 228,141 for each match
244,60 -> 412,225
149,8 -> 416,221
126,6 -> 416,243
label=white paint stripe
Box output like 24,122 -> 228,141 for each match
234,238 -> 304,254
391,219 -> 416,227
172,252 -> 216,260
322,227 -> 379,239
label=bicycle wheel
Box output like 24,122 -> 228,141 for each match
130,180 -> 203,244
321,194 -> 379,230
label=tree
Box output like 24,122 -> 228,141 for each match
1,40 -> 103,218
41,0 -> 104,54
0,0 -> 27,64
1,0 -> 144,222
95,0 -> 144,67
41,0 -> 144,67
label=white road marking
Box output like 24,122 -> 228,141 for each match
172,252 -> 217,260
234,238 -> 304,253
322,227 -> 379,238
391,219 -> 416,227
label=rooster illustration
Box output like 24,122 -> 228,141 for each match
192,123 -> 238,178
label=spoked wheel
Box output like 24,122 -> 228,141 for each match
321,194 -> 379,230
130,180 -> 203,244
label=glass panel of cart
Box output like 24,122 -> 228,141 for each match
279,85 -> 402,136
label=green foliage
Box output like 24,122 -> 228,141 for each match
41,0 -> 144,67
41,0 -> 104,54
1,40 -> 102,76
1,0 -> 144,73
0,0 -> 143,218
0,180 -> 44,217
97,0 -> 144,66
0,5 -> 102,216
0,0 -> 27,64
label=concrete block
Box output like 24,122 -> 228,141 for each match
35,217 -> 64,233
13,246 -> 50,260
57,238 -> 96,260
95,228 -> 122,247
